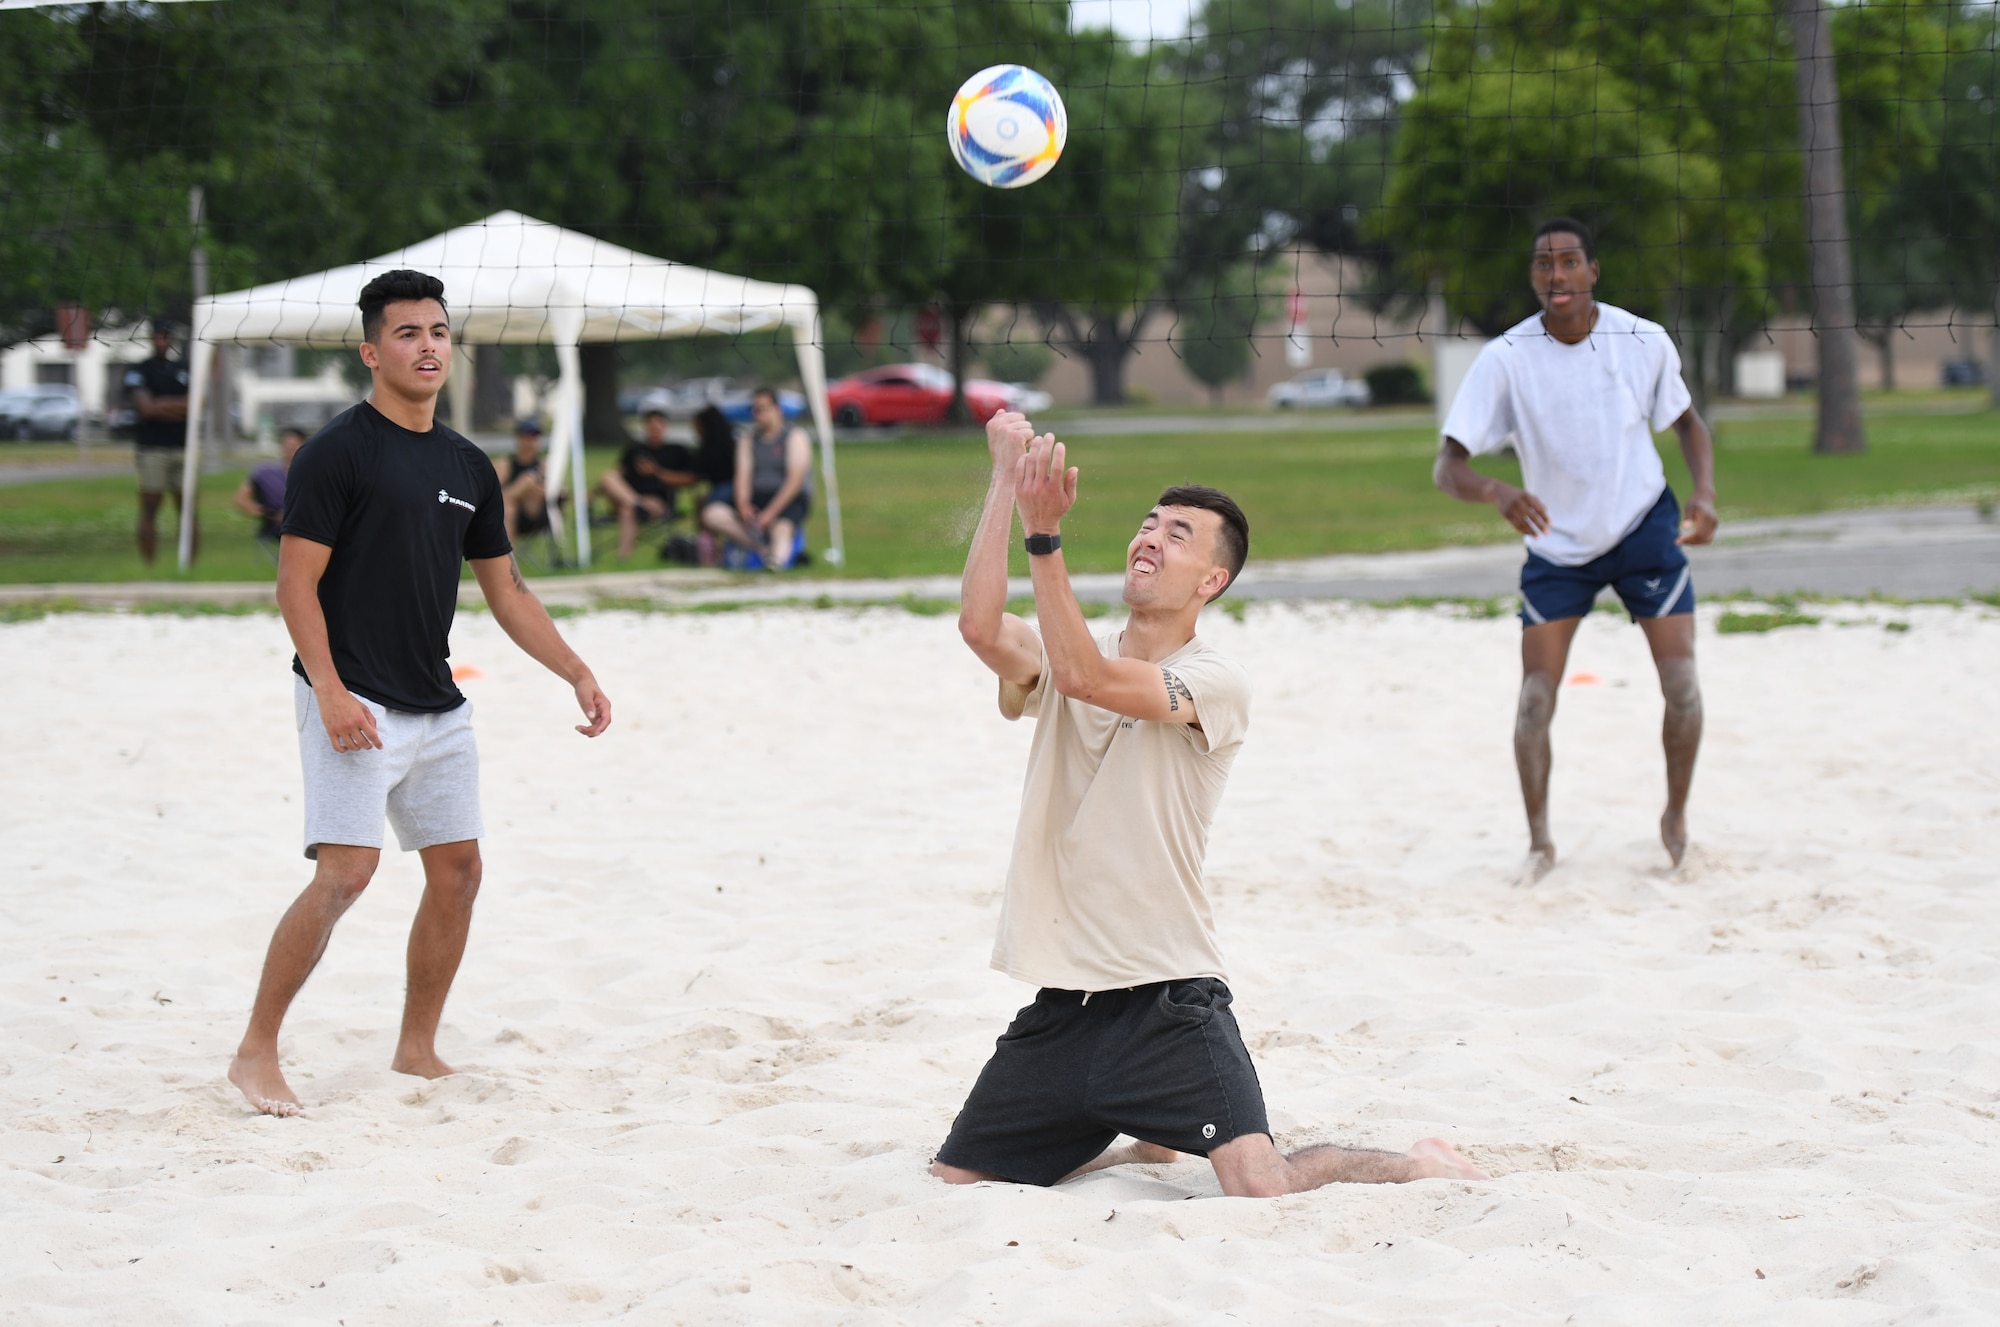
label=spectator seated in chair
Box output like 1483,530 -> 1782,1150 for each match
700,386 -> 813,570
593,408 -> 699,560
498,417 -> 552,541
233,426 -> 306,561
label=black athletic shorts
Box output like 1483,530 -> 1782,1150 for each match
936,977 -> 1270,1187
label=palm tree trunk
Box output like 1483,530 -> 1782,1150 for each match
1787,0 -> 1867,454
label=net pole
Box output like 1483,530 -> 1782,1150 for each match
176,303 -> 213,571
551,336 -> 590,568
792,316 -> 842,567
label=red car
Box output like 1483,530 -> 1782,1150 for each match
826,363 -> 1014,427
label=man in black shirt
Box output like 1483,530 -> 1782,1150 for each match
228,270 -> 613,1118
124,322 -> 197,564
592,408 -> 697,559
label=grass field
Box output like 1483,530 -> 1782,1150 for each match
0,402 -> 1994,585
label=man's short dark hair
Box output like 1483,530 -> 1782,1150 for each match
1157,484 -> 1249,598
279,426 -> 308,442
1532,216 -> 1595,261
358,269 -> 448,343
751,385 -> 780,405
643,407 -> 668,422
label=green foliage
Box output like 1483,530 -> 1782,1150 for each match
978,336 -> 1055,386
1174,268 -> 1262,398
1170,0 -> 1431,277
1364,363 -> 1430,405
1717,609 -> 1823,633
1378,0 -> 1951,396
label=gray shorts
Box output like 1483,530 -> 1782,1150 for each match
295,676 -> 484,860
135,448 -> 184,495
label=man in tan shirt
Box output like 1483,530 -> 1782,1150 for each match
934,411 -> 1485,1196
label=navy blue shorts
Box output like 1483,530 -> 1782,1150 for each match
1520,487 -> 1695,627
936,978 -> 1270,1187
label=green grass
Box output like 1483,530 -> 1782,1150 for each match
1716,609 -> 1824,634
1,401 -> 1994,584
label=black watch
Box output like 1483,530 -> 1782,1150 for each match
1024,533 -> 1062,556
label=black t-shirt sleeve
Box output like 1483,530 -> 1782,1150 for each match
463,450 -> 512,561
280,432 -> 354,547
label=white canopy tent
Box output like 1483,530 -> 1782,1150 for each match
178,210 -> 842,570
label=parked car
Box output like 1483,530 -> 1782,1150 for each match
0,388 -> 39,436
1267,368 -> 1370,409
626,377 -> 807,424
1941,358 -> 1985,388
826,363 -> 1015,427
0,384 -> 81,439
715,385 -> 807,424
996,382 -> 1055,414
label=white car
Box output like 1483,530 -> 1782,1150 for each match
1267,369 -> 1369,409
0,384 -> 81,439
996,382 -> 1055,414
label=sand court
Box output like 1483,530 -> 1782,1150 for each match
3,601 -> 1997,1322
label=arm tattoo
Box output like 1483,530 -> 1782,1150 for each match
1162,668 -> 1193,714
508,554 -> 528,594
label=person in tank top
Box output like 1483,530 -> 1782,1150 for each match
699,386 -> 812,569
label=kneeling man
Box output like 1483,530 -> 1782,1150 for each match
936,411 -> 1485,1196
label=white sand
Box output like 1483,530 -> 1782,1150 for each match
3,600 -> 1997,1323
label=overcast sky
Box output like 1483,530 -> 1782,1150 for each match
1071,0 -> 1198,41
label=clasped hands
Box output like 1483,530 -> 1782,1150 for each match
986,409 -> 1077,535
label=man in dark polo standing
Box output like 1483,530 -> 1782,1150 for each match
124,321 -> 196,564
227,269 -> 613,1117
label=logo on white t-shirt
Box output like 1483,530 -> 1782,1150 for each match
437,489 -> 476,513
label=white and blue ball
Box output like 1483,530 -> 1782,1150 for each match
947,64 -> 1067,189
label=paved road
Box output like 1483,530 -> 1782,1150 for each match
0,460 -> 134,487
1234,505 -> 2000,603
10,503 -> 1989,610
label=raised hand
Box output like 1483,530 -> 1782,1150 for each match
985,409 -> 1034,470
1014,432 -> 1078,535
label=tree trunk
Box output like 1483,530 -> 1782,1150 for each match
1871,330 -> 1895,391
579,342 -> 628,445
1084,329 -> 1129,406
944,302 -> 975,425
1034,303 -> 1151,406
1787,0 -> 1867,454
474,345 -> 514,430
1990,281 -> 2000,408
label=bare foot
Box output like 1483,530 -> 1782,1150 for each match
1060,1137 -> 1182,1182
390,1047 -> 457,1080
1512,844 -> 1557,886
1407,1137 -> 1488,1181
228,1049 -> 302,1117
1661,808 -> 1688,866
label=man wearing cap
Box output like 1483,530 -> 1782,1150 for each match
594,408 -> 697,559
498,416 -> 549,541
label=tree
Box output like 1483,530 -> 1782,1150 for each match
1787,0 -> 1865,453
1905,3 -> 2000,402
1168,0 -> 1433,325
1174,267 -> 1262,403
1378,0 -> 1939,414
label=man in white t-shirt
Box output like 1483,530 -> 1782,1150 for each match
1435,218 -> 1718,881
934,410 -> 1486,1195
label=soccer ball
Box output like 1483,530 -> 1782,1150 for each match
947,65 -> 1068,189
